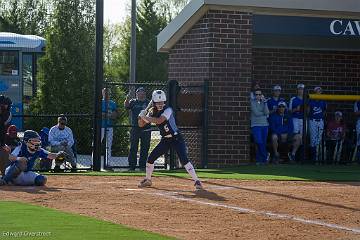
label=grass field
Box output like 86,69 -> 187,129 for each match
0,201 -> 173,240
48,164 -> 360,181
1,165 -> 359,240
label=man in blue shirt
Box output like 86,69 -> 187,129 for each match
267,85 -> 285,116
289,84 -> 305,135
102,88 -> 119,162
124,87 -> 151,170
308,86 -> 327,163
269,102 -> 292,163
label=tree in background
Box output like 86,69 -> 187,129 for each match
104,0 -> 169,84
29,0 -> 96,153
136,0 -> 168,83
0,0 -> 50,35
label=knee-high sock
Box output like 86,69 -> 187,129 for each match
184,162 -> 199,182
146,162 -> 154,180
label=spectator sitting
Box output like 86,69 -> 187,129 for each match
4,125 -> 20,151
48,115 -> 76,172
267,85 -> 285,116
269,101 -> 292,164
326,111 -> 347,164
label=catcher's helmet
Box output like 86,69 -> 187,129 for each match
152,90 -> 166,103
23,130 -> 41,153
23,130 -> 40,142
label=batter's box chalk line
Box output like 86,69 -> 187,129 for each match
146,190 -> 360,235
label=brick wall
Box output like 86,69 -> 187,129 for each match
253,49 -> 360,128
168,10 -> 253,167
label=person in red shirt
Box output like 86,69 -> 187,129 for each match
326,111 -> 346,164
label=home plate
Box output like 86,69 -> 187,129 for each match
125,188 -> 143,191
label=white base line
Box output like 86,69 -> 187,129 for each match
149,191 -> 360,235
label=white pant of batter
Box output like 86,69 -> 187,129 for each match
309,119 -> 324,147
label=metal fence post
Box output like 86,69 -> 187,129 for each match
302,87 -> 308,164
93,0 -> 104,171
201,80 -> 209,168
168,80 -> 180,169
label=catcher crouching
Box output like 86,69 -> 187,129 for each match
0,130 -> 66,186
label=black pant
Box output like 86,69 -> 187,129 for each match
128,127 -> 151,169
147,134 -> 189,165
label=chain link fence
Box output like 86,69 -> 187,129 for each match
12,113 -> 93,171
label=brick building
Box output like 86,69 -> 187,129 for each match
157,0 -> 360,167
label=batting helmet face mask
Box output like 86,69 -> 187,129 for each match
23,130 -> 41,153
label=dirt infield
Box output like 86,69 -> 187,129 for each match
1,175 -> 360,240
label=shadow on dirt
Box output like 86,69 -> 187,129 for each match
0,185 -> 83,194
203,180 -> 360,212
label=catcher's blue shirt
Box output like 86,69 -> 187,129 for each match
289,96 -> 304,119
308,100 -> 326,120
11,143 -> 49,172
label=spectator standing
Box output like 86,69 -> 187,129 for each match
308,86 -> 327,163
289,84 -> 305,135
251,89 -> 270,165
101,88 -> 119,161
124,87 -> 151,170
48,115 -> 76,171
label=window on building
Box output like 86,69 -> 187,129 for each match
0,51 -> 19,76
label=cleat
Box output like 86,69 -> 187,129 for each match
194,180 -> 203,190
138,178 -> 152,188
288,152 -> 296,163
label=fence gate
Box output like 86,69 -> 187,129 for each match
103,80 -> 208,170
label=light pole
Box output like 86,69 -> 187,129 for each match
129,0 -> 137,89
93,0 -> 104,171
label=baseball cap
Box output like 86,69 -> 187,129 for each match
335,111 -> 342,117
314,86 -> 322,92
297,84 -> 305,89
278,101 -> 287,108
136,87 -> 145,93
273,85 -> 281,91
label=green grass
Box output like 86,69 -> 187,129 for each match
46,165 -> 360,181
0,201 -> 173,240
